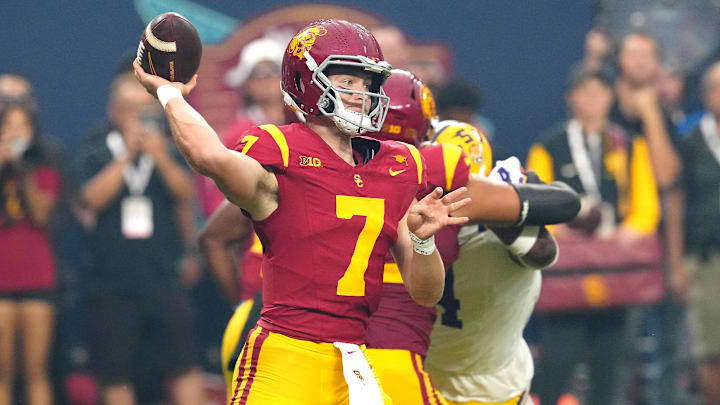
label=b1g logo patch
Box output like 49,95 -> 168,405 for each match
299,155 -> 322,167
289,25 -> 328,59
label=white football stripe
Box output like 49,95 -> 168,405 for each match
136,41 -> 145,61
145,24 -> 176,52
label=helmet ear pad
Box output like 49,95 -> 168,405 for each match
319,88 -> 337,114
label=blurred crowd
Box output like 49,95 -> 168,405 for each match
1,13 -> 719,405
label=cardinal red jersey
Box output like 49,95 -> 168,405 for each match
233,123 -> 426,344
366,142 -> 470,357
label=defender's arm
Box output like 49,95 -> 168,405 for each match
455,176 -> 580,227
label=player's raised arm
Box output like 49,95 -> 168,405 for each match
429,122 -> 580,228
391,187 -> 470,306
132,60 -> 272,216
455,174 -> 580,227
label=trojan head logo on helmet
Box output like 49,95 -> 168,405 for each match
370,69 -> 437,146
432,120 -> 493,176
281,19 -> 393,135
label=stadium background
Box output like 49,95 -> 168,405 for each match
3,1 -> 720,404
0,0 -> 593,156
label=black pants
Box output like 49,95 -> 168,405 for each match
533,308 -> 628,405
86,287 -> 198,386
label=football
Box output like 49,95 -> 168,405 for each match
137,12 -> 202,83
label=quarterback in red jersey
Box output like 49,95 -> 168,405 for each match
363,70 -> 579,405
134,19 -> 470,405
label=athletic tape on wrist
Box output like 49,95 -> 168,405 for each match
157,85 -> 183,108
409,231 -> 436,256
507,226 -> 540,256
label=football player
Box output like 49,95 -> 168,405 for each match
425,143 -> 555,405
197,200 -> 262,397
134,19 -> 470,405
363,70 -> 576,405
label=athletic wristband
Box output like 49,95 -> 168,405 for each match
409,232 -> 436,256
157,85 -> 183,108
506,226 -> 540,256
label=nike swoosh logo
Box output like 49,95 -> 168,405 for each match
348,351 -> 356,354
389,168 -> 406,176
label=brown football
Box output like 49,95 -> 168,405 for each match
137,12 -> 202,83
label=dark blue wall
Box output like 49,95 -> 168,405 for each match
1,1 -> 592,157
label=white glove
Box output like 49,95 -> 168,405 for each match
488,156 -> 527,185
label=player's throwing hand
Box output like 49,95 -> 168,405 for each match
132,59 -> 197,97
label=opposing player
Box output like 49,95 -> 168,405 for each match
134,19 -> 470,405
425,156 -> 555,405
363,70 -> 577,405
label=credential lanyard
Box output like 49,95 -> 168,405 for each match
567,119 -> 602,203
699,113 -> 720,212
700,112 -> 720,167
105,130 -> 155,195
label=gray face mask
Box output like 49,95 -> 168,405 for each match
9,137 -> 30,159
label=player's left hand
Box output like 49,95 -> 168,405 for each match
408,187 -> 471,240
132,59 -> 197,97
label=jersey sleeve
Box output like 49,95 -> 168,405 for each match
231,124 -> 290,171
421,143 -> 471,193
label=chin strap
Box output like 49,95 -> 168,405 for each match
333,117 -> 365,135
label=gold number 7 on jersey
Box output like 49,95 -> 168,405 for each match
239,135 -> 259,155
336,196 -> 385,296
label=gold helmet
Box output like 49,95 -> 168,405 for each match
431,120 -> 492,176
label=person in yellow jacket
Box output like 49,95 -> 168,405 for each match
525,67 -> 660,405
527,68 -> 659,241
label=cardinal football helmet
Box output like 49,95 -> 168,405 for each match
281,19 -> 392,135
370,69 -> 437,146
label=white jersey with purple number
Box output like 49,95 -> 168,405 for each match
425,225 -> 541,403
